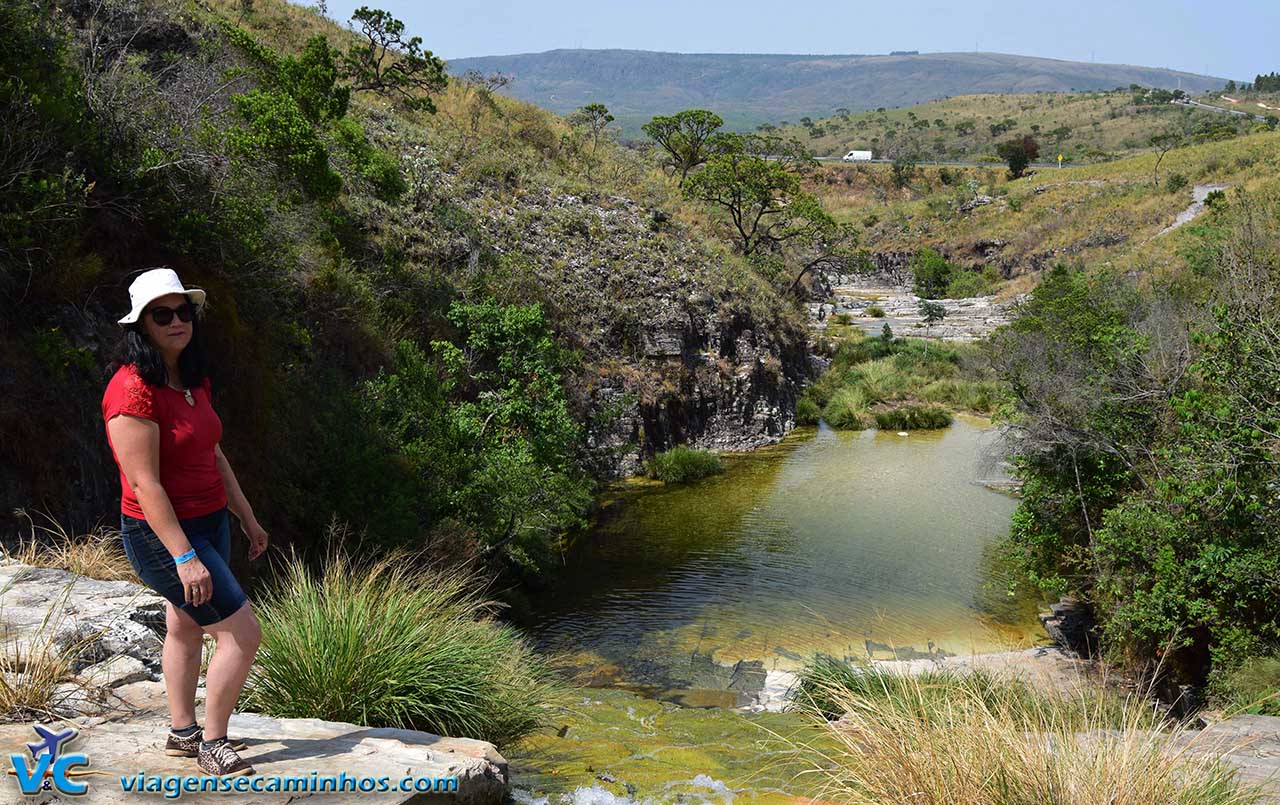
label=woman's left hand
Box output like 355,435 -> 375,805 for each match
246,520 -> 269,560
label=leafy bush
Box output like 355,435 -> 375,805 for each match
648,445 -> 724,483
873,405 -> 953,430
243,548 -> 563,746
911,247 -> 954,298
228,89 -> 342,199
1166,172 -> 1189,193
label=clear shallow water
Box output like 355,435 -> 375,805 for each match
526,417 -> 1046,692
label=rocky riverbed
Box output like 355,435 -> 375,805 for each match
808,269 -> 1016,343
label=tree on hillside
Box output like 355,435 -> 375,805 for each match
569,103 -> 615,150
642,109 -> 728,184
342,6 -> 447,112
1148,128 -> 1183,186
996,134 -> 1040,179
683,134 -> 859,294
563,103 -> 615,180
460,69 -> 511,134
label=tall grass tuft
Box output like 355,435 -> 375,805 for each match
788,656 -> 1264,805
648,445 -> 724,483
7,509 -> 135,582
242,548 -> 564,746
822,387 -> 872,429
873,404 -> 953,430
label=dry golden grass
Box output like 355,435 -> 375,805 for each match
0,580 -> 102,723
7,509 -> 136,582
785,668 -> 1265,805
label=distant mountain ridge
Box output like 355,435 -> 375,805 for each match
447,49 -> 1225,134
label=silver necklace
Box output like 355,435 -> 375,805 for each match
168,381 -> 195,406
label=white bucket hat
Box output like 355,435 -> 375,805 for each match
117,268 -> 207,326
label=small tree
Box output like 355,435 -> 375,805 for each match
1148,128 -> 1183,185
890,153 -> 916,188
642,109 -> 727,184
342,7 -> 447,112
996,135 -> 1040,179
566,103 -> 614,179
918,299 -> 946,354
881,322 -> 894,342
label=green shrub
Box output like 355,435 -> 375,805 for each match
831,311 -> 854,325
822,387 -> 871,429
648,445 -> 724,483
944,267 -> 997,298
228,89 -> 341,199
243,548 -> 563,746
1165,172 -> 1189,194
873,405 -> 953,430
796,395 -> 821,425
911,247 -> 954,298
865,304 -> 886,317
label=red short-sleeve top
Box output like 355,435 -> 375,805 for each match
101,364 -> 227,520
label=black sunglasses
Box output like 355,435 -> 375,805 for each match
146,302 -> 197,326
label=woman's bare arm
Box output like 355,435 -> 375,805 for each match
108,415 -> 190,556
214,443 -> 268,560
107,414 -> 213,604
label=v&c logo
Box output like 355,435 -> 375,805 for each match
7,724 -> 95,797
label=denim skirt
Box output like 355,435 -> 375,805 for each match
121,506 -> 248,626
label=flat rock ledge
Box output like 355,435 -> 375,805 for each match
0,560 -> 509,803
0,713 -> 508,804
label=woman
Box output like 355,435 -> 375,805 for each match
102,267 -> 266,778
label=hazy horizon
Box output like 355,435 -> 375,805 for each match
315,0 -> 1276,82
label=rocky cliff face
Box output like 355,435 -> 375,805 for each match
386,176 -> 814,478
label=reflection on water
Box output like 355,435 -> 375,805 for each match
526,417 -> 1046,690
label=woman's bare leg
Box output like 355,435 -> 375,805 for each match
162,602 -> 204,730
199,603 -> 261,741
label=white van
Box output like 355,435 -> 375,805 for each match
841,150 -> 874,162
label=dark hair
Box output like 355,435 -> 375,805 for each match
110,310 -> 208,388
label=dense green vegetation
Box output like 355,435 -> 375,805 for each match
243,548 -> 562,746
990,192 -> 1280,692
799,331 -> 998,430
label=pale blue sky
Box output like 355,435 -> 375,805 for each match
317,0 -> 1277,80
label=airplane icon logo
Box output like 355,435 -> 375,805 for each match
26,725 -> 78,763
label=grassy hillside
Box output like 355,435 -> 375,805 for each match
780,88 -> 1263,162
0,0 -> 806,572
447,49 -> 1224,135
805,128 -> 1280,293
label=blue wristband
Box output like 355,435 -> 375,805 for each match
174,549 -> 197,565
